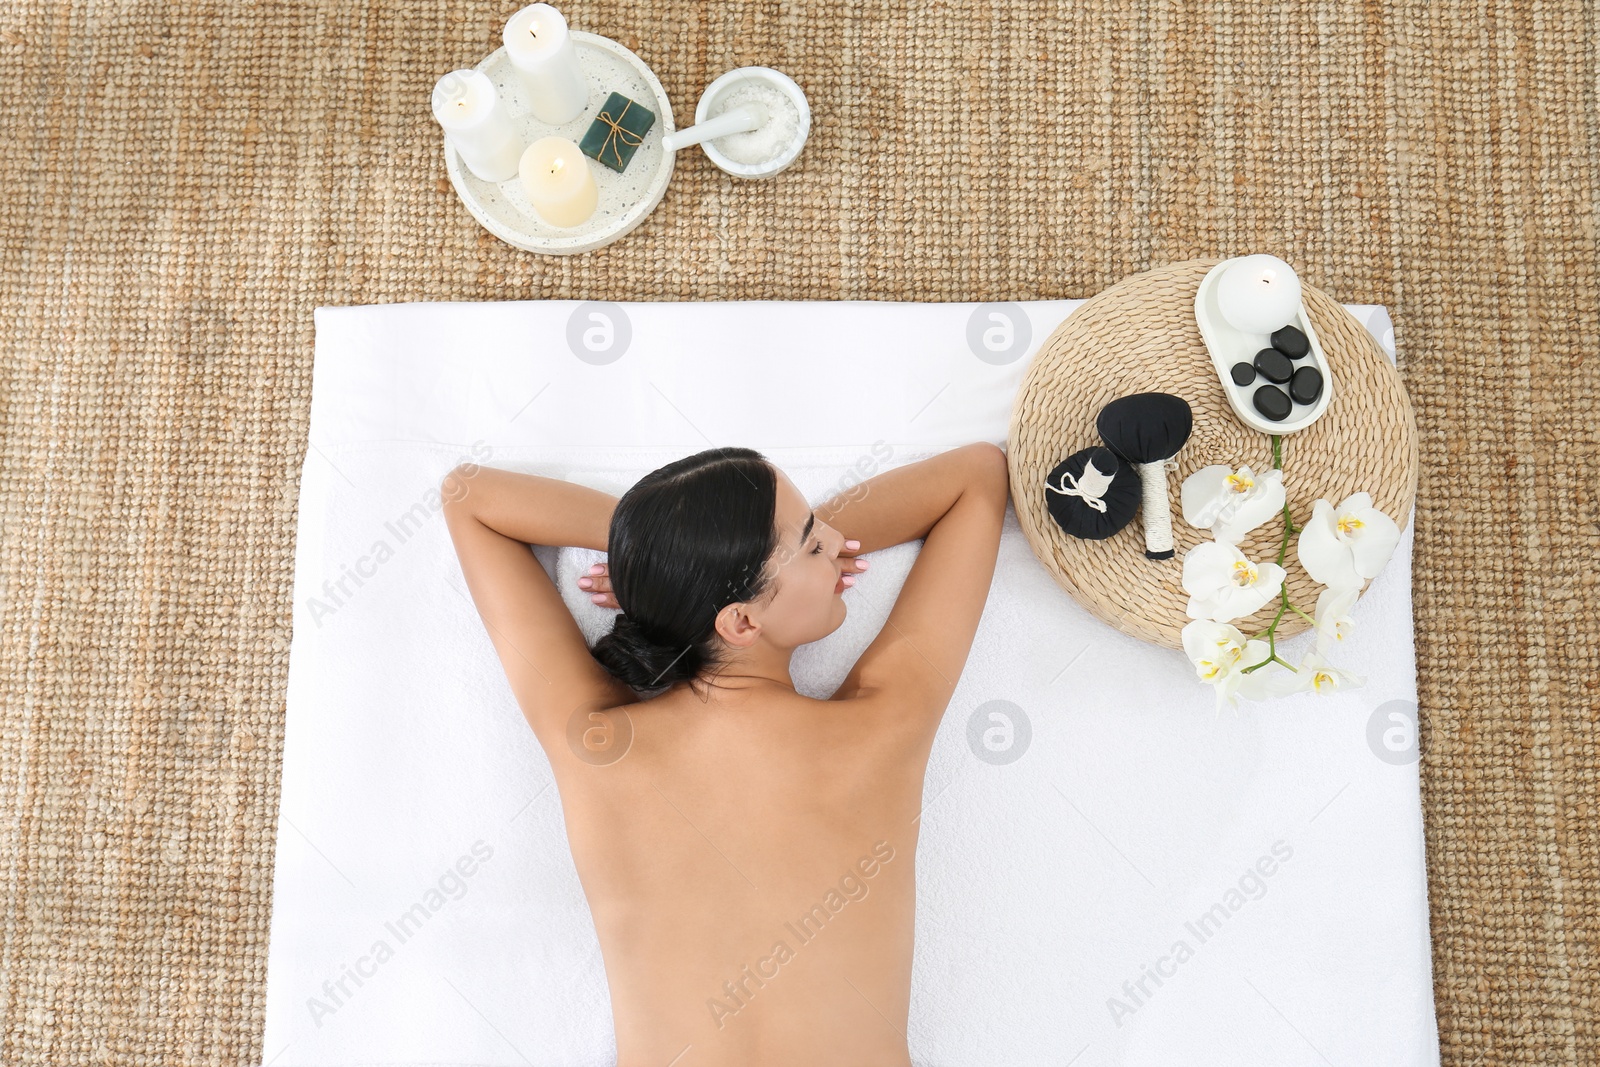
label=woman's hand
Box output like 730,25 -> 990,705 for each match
577,538 -> 870,607
577,563 -> 619,609
838,538 -> 868,587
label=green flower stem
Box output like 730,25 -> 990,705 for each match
1272,434 -> 1300,542
1242,652 -> 1299,674
1240,433 -> 1303,674
1241,594 -> 1300,673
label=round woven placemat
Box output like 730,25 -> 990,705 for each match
1007,259 -> 1420,650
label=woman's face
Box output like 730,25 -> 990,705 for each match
747,470 -> 850,649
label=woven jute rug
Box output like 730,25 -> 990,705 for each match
0,1 -> 1594,1063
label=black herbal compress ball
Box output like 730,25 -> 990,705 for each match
1095,392 -> 1194,560
1043,446 -> 1141,540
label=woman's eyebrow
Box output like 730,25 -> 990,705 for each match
797,511 -> 815,550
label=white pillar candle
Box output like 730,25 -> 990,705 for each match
519,136 -> 598,227
1216,254 -> 1303,334
432,69 -> 524,183
503,3 -> 590,126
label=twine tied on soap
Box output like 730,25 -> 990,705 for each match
596,100 -> 644,167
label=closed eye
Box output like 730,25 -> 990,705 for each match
811,540 -> 825,555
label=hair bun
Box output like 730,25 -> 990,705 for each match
611,611 -> 647,640
590,612 -> 702,692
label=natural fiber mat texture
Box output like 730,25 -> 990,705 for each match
1008,259 -> 1420,649
0,1 -> 1594,1063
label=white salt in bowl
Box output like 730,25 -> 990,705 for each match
694,66 -> 810,179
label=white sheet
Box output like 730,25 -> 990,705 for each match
265,297 -> 1438,1066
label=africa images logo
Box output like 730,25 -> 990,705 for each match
304,840 -> 495,1028
705,840 -> 897,1030
965,302 -> 1033,366
566,301 -> 632,365
1106,840 -> 1294,1027
304,441 -> 493,628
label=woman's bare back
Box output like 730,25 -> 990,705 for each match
439,444 -> 1010,1062
552,682 -> 938,1067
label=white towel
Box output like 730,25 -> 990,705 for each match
266,297 -> 1438,1066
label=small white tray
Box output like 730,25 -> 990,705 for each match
1194,258 -> 1335,434
443,32 -> 676,256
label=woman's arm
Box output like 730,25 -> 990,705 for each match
573,444 -> 1009,609
440,464 -> 636,745
830,446 -> 1009,711
444,464 -> 617,550
813,442 -> 1006,555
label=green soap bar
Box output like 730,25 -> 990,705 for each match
578,91 -> 657,172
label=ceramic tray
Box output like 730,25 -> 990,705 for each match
443,32 -> 676,255
1194,258 -> 1335,434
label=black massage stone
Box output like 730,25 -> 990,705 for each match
1290,365 -> 1324,406
1253,347 -> 1294,384
1230,362 -> 1257,386
1253,384 -> 1292,421
1271,325 -> 1310,359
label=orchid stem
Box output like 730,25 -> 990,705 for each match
1237,432 -> 1304,672
1241,650 -> 1299,674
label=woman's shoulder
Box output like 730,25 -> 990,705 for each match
553,681 -> 933,767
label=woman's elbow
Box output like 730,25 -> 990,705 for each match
440,463 -> 482,512
963,442 -> 1011,503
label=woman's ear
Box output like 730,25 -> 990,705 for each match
713,601 -> 763,650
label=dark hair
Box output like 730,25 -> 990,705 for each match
589,447 -> 781,698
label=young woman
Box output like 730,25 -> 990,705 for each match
442,441 -> 1008,1067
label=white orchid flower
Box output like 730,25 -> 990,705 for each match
1297,492 -> 1400,590
1182,540 -> 1286,622
1312,585 -> 1360,656
1180,619 -> 1275,710
1264,651 -> 1366,697
1181,464 -> 1286,543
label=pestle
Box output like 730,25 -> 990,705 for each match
662,103 -> 768,153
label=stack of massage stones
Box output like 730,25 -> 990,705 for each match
1227,325 -> 1325,422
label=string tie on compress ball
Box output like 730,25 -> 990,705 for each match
1045,453 -> 1117,513
1042,445 -> 1141,541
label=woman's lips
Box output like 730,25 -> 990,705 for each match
834,573 -> 849,595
